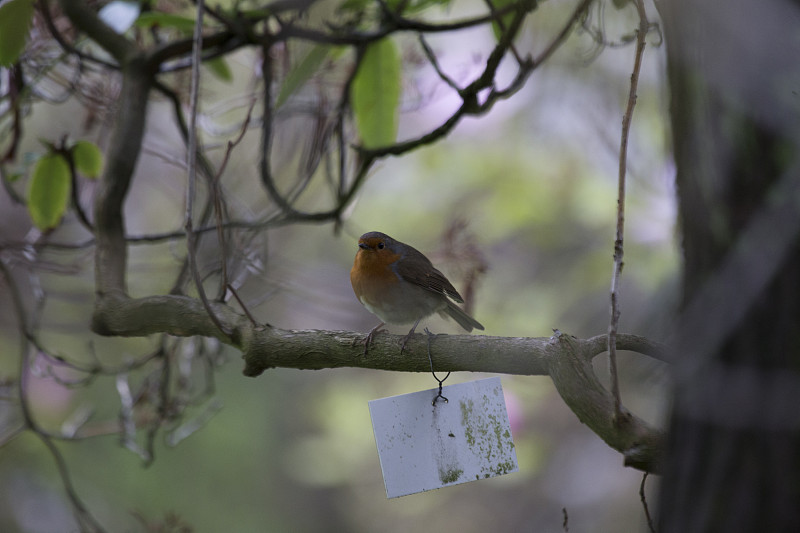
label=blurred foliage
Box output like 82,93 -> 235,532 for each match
0,0 -> 674,531
0,0 -> 34,66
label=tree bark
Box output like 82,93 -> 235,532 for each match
660,1 -> 800,530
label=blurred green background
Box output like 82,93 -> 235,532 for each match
0,0 -> 675,531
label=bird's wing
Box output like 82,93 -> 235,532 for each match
394,246 -> 464,303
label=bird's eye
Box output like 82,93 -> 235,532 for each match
377,242 -> 385,249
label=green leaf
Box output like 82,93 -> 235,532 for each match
27,154 -> 72,231
72,141 -> 104,178
488,0 -> 517,42
134,12 -> 197,33
204,57 -> 233,82
350,38 -> 401,149
0,0 -> 34,66
276,45 -> 331,109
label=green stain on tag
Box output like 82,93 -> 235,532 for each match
460,395 -> 517,479
460,398 -> 475,446
439,467 -> 464,484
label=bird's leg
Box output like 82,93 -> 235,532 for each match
399,318 -> 422,354
359,321 -> 385,356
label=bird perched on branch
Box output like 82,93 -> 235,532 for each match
350,231 -> 484,354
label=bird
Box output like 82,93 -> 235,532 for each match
350,231 -> 484,354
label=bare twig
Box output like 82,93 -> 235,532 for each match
1,63 -> 26,166
533,0 -> 595,66
214,99 -> 257,182
59,141 -> 96,233
418,35 -> 460,92
227,283 -> 260,327
608,0 -> 649,423
39,344 -> 162,384
185,0 -> 232,338
0,260 -> 107,532
153,80 -> 238,297
259,43 -> 342,222
210,98 -> 256,300
482,0 -> 525,65
640,471 -> 656,533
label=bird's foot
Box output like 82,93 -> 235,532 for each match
356,322 -> 385,356
399,333 -> 414,355
399,319 -> 422,355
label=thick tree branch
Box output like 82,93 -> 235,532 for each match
56,0 -> 157,298
91,293 -> 244,343
548,333 -> 662,472
89,290 -> 663,472
92,59 -> 154,296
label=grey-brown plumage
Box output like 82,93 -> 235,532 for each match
351,231 -> 483,353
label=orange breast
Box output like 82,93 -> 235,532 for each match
351,249 -> 402,308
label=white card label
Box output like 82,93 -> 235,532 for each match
368,377 -> 519,498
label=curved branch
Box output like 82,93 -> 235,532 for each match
91,293 -> 243,344
584,333 -> 670,362
547,332 -> 663,472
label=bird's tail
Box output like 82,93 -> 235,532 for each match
442,301 -> 484,332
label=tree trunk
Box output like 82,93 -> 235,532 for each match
659,1 -> 800,531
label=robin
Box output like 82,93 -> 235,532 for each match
350,231 -> 484,354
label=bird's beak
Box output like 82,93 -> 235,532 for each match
358,242 -> 369,250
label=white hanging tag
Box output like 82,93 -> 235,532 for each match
368,376 -> 519,498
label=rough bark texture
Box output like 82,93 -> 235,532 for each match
660,1 -> 800,530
